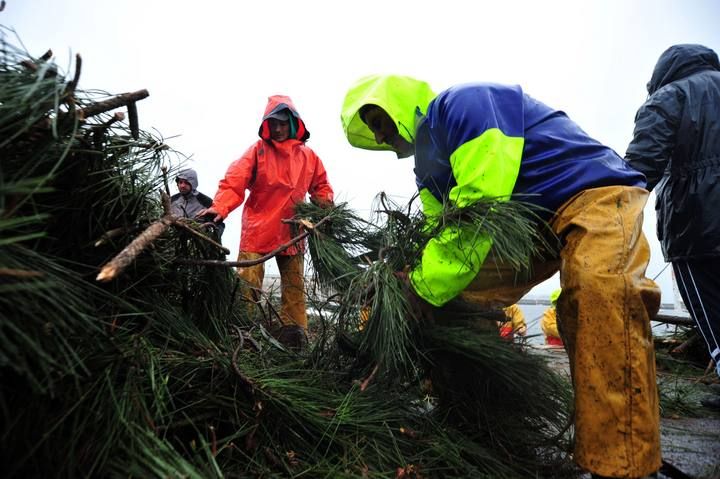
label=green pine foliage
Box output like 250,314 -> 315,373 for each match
296,194 -> 574,475
1,27 -> 577,478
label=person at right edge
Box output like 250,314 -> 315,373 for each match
625,44 -> 720,410
341,74 -> 662,478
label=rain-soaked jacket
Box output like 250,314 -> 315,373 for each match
342,75 -> 645,306
626,44 -> 720,261
212,95 -> 334,255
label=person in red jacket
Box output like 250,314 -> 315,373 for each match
200,95 -> 334,349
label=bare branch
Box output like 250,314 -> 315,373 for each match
93,226 -> 136,247
161,165 -> 171,196
177,231 -> 310,268
64,54 -> 82,96
654,313 -> 695,327
359,363 -> 380,392
0,268 -> 44,279
96,216 -> 173,282
176,215 -> 331,268
172,219 -> 230,255
77,89 -> 149,121
161,190 -> 171,216
127,101 -> 139,139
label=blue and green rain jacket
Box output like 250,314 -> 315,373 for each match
341,75 -> 645,306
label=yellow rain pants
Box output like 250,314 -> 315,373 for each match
460,185 -> 661,478
236,252 -> 308,329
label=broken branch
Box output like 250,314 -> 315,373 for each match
173,219 -> 230,255
96,215 -> 173,282
77,89 -> 149,121
177,215 -> 331,268
0,268 -> 44,279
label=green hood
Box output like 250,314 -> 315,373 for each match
341,74 -> 436,157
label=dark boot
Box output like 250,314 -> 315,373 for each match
275,325 -> 307,352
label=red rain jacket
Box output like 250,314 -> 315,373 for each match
211,95 -> 334,255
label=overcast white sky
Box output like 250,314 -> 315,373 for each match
4,0 -> 719,302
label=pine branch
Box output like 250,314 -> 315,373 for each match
176,214 -> 332,268
172,219 -> 230,255
0,267 -> 44,278
77,89 -> 149,120
96,215 -> 173,282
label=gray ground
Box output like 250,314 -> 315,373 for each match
661,417 -> 720,478
530,345 -> 720,479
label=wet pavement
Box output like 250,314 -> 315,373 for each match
530,345 -> 720,479
661,417 -> 720,478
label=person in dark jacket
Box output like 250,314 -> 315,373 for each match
170,168 -> 225,240
625,45 -> 720,394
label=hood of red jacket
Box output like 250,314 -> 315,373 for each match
258,94 -> 310,142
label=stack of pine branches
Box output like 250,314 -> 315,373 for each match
298,194 -> 573,475
1,27 -> 577,478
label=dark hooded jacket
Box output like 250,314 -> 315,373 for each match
626,44 -> 720,260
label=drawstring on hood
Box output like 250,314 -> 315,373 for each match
647,44 -> 720,94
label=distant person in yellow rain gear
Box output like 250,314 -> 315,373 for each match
541,289 -> 563,346
499,303 -> 527,339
